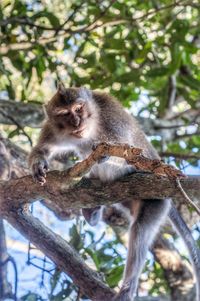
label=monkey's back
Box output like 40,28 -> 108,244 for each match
92,91 -> 158,160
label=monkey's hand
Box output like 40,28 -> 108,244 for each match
30,157 -> 49,185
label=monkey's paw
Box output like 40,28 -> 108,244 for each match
31,158 -> 49,185
112,283 -> 132,301
82,206 -> 102,226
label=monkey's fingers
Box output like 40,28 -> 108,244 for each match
32,162 -> 47,185
38,163 -> 47,177
34,174 -> 46,186
43,160 -> 49,172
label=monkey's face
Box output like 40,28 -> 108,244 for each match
46,86 -> 96,139
53,102 -> 91,138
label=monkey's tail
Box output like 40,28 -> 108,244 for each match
169,205 -> 200,301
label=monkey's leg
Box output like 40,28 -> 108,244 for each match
115,198 -> 170,301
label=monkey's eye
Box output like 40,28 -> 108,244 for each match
62,112 -> 70,116
54,109 -> 69,116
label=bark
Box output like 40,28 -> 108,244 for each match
0,170 -> 199,215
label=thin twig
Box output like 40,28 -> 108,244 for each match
160,152 -> 200,160
0,109 -> 32,146
176,179 -> 200,216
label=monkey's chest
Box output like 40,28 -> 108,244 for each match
89,157 -> 134,182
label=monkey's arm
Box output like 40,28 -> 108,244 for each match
28,123 -> 55,184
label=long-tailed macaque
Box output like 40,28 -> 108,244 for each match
29,84 -> 200,301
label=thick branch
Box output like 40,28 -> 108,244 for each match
0,168 -> 199,215
4,207 -> 115,301
0,139 -> 199,221
0,100 -> 44,128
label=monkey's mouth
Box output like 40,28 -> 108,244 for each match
71,126 -> 86,138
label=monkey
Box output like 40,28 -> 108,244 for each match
28,84 -> 200,301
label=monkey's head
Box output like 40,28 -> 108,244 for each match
45,84 -> 98,139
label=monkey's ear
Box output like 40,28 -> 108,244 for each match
79,87 -> 92,101
57,81 -> 67,96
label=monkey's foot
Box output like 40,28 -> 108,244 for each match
113,282 -> 133,301
82,206 -> 102,226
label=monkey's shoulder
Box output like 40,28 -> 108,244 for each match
38,120 -> 57,144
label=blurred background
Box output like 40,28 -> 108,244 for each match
0,0 -> 200,300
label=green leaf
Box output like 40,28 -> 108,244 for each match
147,67 -> 169,77
106,265 -> 124,287
170,43 -> 182,73
81,52 -> 96,68
100,53 -> 116,72
31,11 -> 60,28
69,225 -> 83,250
84,248 -> 100,268
180,74 -> 200,91
104,38 -> 125,50
8,128 -> 20,138
116,71 -> 140,84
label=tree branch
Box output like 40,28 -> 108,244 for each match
5,207 -> 115,301
0,135 -> 199,223
0,159 -> 200,216
160,152 -> 200,160
0,144 -> 199,215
